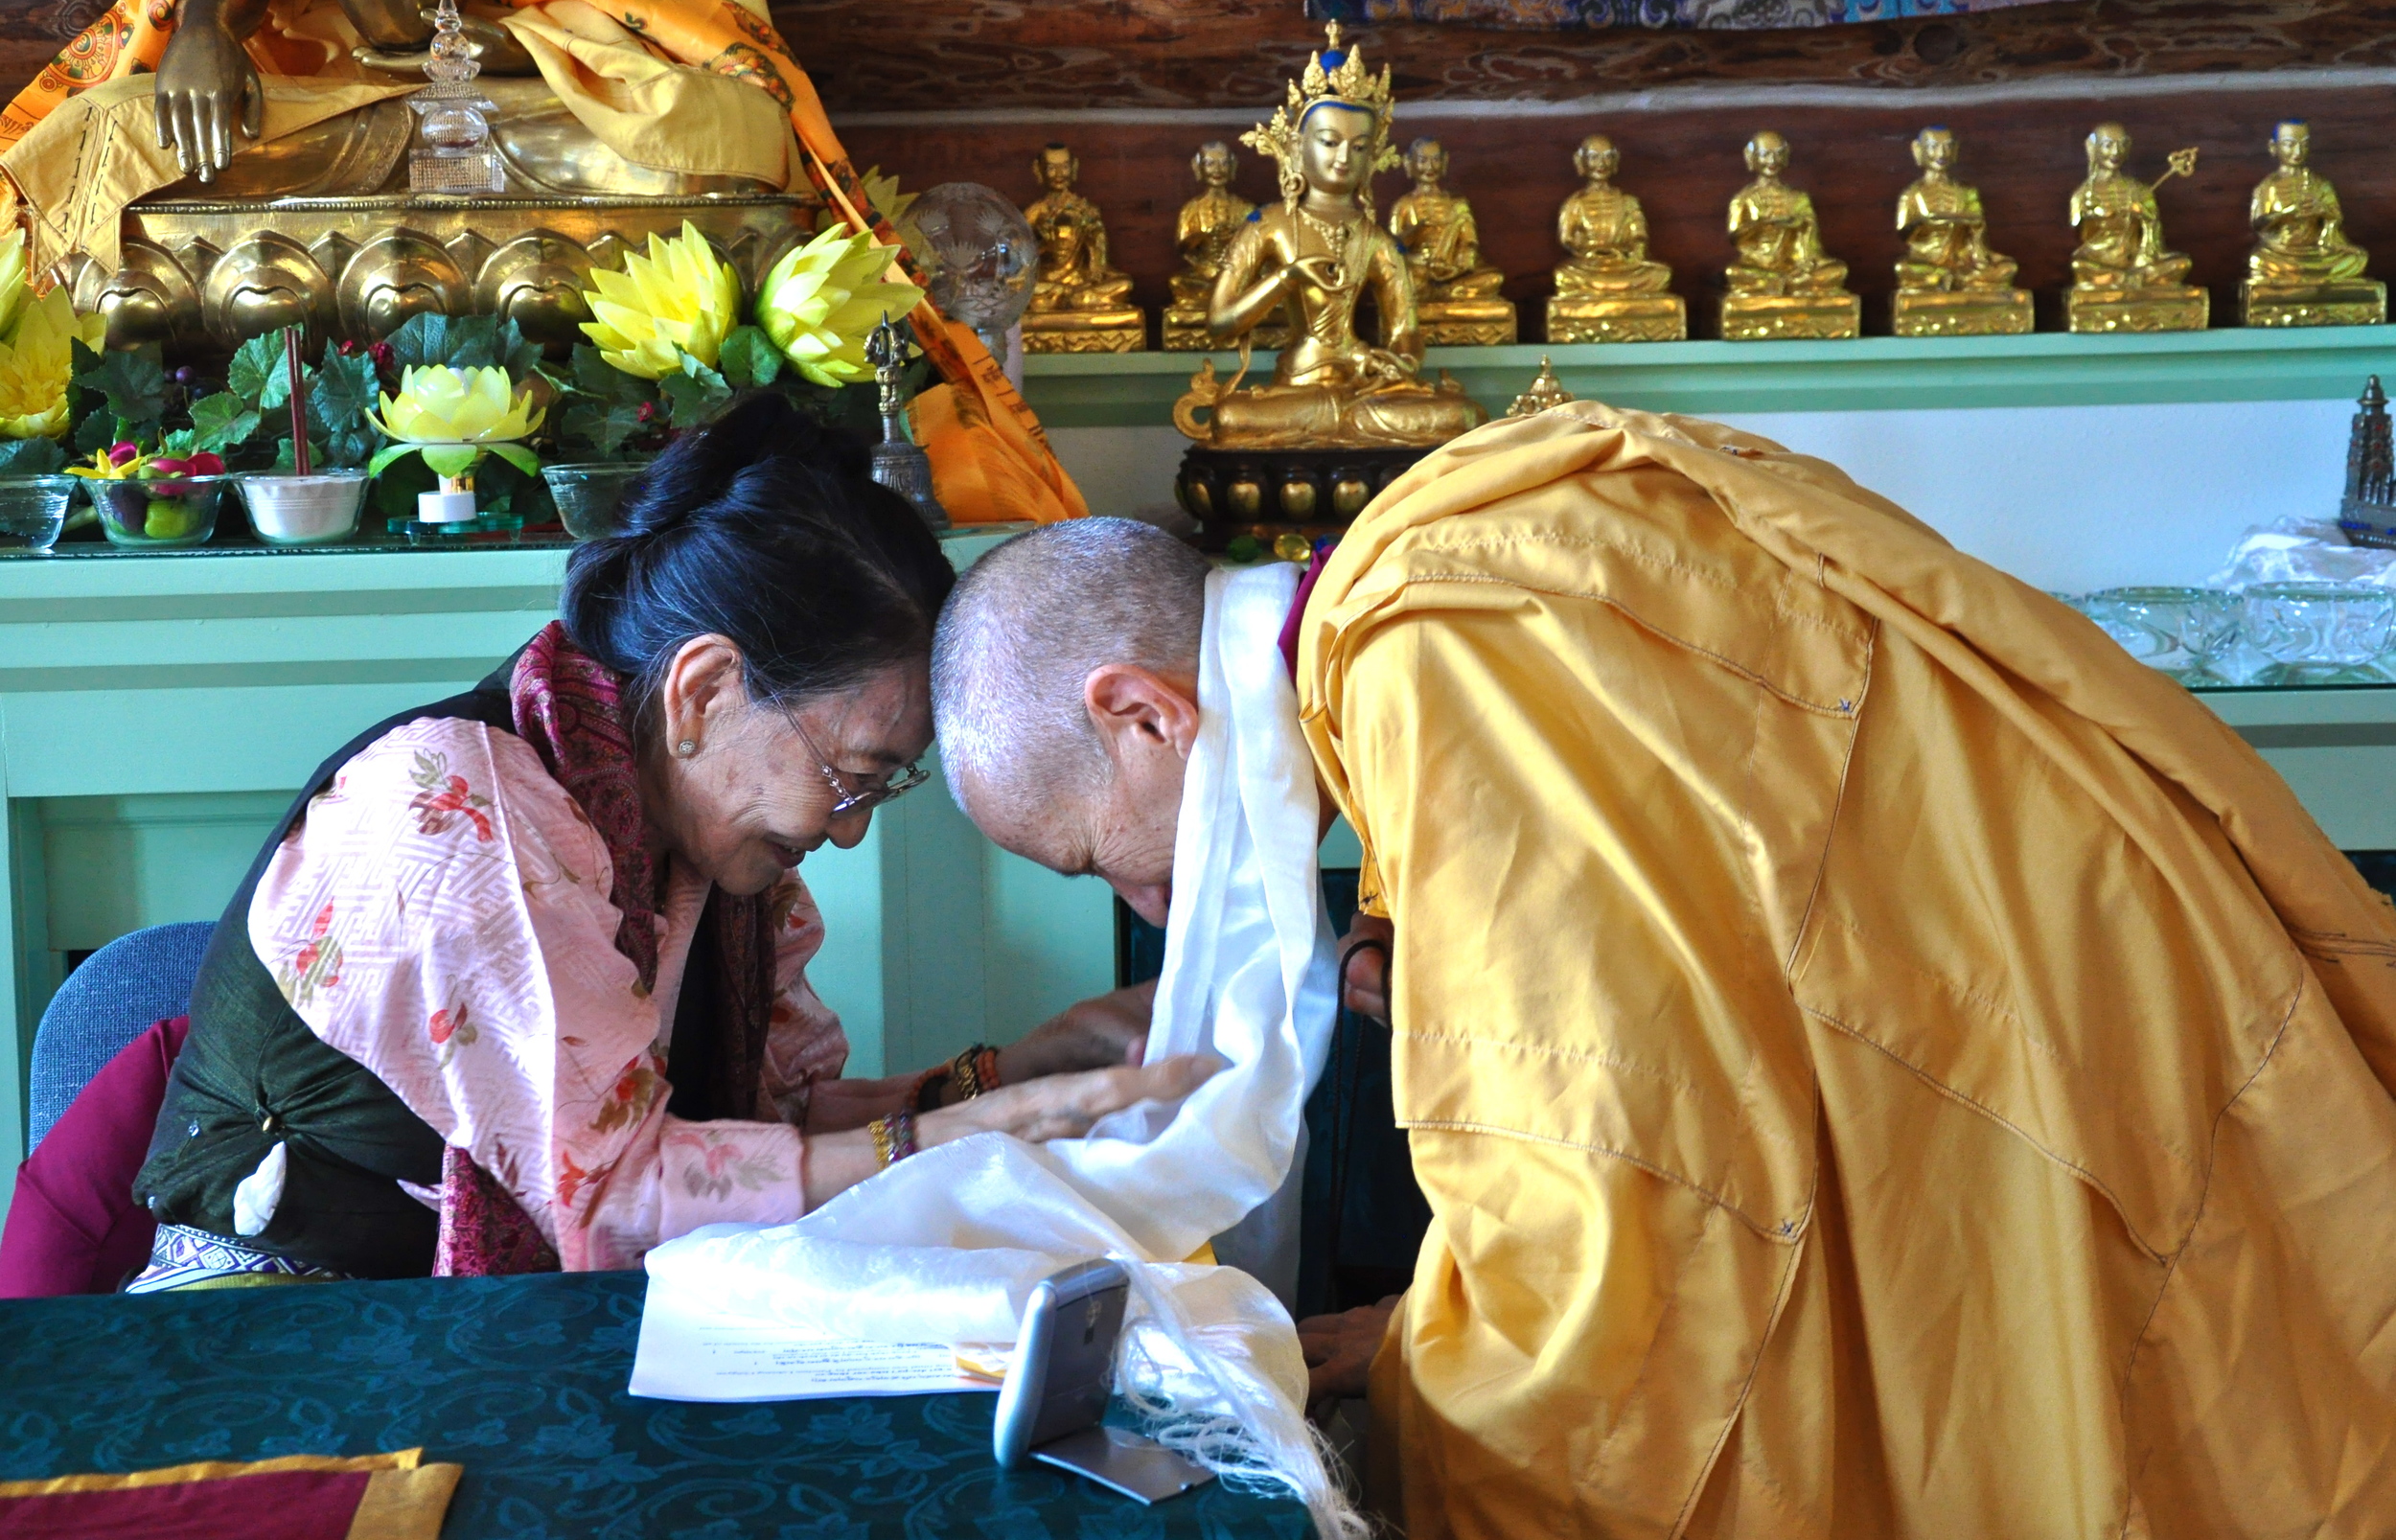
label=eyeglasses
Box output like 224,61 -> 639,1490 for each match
793,718 -> 930,817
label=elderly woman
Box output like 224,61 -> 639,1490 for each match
125,396 -> 1208,1289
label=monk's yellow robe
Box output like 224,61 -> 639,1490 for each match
1296,401 -> 2396,1538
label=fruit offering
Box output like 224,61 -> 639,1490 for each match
69,442 -> 231,548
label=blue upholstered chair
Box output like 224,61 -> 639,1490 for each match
27,922 -> 215,1152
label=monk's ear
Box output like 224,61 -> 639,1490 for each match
656,633 -> 748,749
1084,664 -> 1201,765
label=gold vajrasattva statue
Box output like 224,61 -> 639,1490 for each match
2243,120 -> 2384,327
1546,135 -> 1684,344
2066,123 -> 2205,333
1388,137 -> 1516,345
1892,126 -> 2031,337
1172,25 -> 1486,451
1164,142 -> 1286,352
1021,142 -> 1147,354
1720,130 -> 1859,340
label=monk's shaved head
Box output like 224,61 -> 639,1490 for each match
932,517 -> 1212,817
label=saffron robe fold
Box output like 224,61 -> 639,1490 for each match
1295,401 -> 2396,1538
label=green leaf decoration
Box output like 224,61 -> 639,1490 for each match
76,347 -> 167,428
310,349 -> 378,435
717,325 -> 782,390
566,343 -> 654,405
659,352 -> 729,428
0,437 -> 66,475
367,441 -> 420,477
419,443 -> 483,480
72,408 -> 114,454
229,329 -> 293,410
384,312 -> 452,372
485,441 -> 541,477
187,392 -> 262,454
497,319 -> 541,379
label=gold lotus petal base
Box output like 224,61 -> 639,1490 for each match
1892,288 -> 2033,337
1020,310 -> 1149,353
1719,292 -> 1861,341
1417,299 -> 1518,348
2065,287 -> 2208,333
1175,444 -> 1429,551
1545,295 -> 1687,344
1162,313 -> 1290,352
2242,281 -> 2387,328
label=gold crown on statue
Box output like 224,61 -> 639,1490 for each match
1243,22 -> 1401,209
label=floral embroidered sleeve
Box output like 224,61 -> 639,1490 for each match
756,873 -> 927,1133
247,717 -> 810,1271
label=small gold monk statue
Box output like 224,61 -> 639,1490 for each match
1163,142 -> 1286,352
1020,142 -> 1147,354
1546,135 -> 1683,344
1388,138 -> 1516,345
2243,120 -> 2384,328
1891,126 -> 2031,337
1720,130 -> 1859,340
2065,123 -> 2206,333
1172,25 -> 1486,451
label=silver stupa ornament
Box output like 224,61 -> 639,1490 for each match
408,0 -> 505,195
866,314 -> 949,532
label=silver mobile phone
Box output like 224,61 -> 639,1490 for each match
991,1259 -> 1217,1505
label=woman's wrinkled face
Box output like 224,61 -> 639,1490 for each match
646,637 -> 933,896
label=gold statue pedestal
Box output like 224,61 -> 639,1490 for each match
1163,311 -> 1287,352
1416,295 -> 1517,348
1719,292 -> 1860,341
2065,287 -> 2208,334
1175,444 -> 1426,552
1892,288 -> 2032,338
1546,294 -> 1685,344
1020,307 -> 1147,354
2243,280 -> 2387,328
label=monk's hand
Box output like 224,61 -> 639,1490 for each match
153,1 -> 264,183
1297,1293 -> 1400,1416
1338,913 -> 1393,1021
996,978 -> 1156,1085
925,1053 -> 1221,1145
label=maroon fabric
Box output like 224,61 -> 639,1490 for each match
1279,544 -> 1330,682
0,1016 -> 189,1298
0,1466 -> 371,1539
431,1143 -> 559,1277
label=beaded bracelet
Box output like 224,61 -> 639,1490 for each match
949,1044 -> 1002,1101
868,1108 -> 918,1169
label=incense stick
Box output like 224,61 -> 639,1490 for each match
285,329 -> 311,477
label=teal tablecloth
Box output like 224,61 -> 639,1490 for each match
0,1271 -> 1315,1537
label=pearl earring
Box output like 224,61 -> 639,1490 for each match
676,739 -> 698,757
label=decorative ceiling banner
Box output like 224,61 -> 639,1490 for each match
1305,0 -> 2057,27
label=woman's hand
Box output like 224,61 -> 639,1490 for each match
1297,1293 -> 1401,1416
996,978 -> 1156,1086
1338,913 -> 1393,1022
927,1053 -> 1220,1145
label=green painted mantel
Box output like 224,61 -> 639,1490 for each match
1023,326 -> 2396,428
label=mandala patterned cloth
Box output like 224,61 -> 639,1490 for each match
1308,0 -> 2054,25
122,1223 -> 348,1294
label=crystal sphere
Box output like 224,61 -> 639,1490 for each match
895,182 -> 1037,365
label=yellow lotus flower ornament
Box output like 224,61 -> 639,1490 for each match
579,221 -> 742,380
756,228 -> 924,388
0,288 -> 106,441
367,364 -> 545,481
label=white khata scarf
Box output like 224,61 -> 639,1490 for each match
643,562 -> 1349,1529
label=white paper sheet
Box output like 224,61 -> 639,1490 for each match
627,1274 -> 997,1401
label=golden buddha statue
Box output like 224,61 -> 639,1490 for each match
1172,25 -> 1486,452
1164,141 -> 1285,352
1720,130 -> 1859,341
2066,123 -> 2205,333
1891,126 -> 2031,337
1387,137 -> 1516,346
1020,142 -> 1146,354
8,0 -> 815,356
2243,120 -> 2384,327
1546,134 -> 1683,344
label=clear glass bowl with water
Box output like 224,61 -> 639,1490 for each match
542,462 -> 651,540
2240,583 -> 2396,683
2073,586 -> 2239,681
0,474 -> 79,553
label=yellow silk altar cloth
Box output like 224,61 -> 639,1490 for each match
0,0 -> 1084,525
1296,402 -> 2396,1538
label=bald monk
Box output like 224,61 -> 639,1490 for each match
931,409 -> 2396,1537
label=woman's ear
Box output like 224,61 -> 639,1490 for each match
1083,664 -> 1202,766
656,633 -> 748,752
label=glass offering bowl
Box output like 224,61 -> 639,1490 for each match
83,472 -> 231,549
238,471 -> 370,546
2239,583 -> 2396,684
0,474 -> 80,552
2074,586 -> 2238,680
542,462 -> 651,540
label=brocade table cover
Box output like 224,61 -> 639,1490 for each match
0,1271 -> 1315,1538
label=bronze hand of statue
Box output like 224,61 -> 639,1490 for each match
154,0 -> 267,183
1288,253 -> 1350,294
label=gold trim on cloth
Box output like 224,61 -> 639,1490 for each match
0,1447 -> 463,1540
